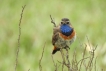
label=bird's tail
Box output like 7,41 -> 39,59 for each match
52,46 -> 60,54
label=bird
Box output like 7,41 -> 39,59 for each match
52,18 -> 76,54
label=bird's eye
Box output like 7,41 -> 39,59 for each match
61,22 -> 63,24
66,22 -> 69,24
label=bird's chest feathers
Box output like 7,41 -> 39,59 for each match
55,32 -> 76,48
54,24 -> 76,48
55,35 -> 74,48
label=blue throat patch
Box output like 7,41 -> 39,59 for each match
60,24 -> 73,36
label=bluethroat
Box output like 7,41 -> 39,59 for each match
52,18 -> 76,54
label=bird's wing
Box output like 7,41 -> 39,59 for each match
52,26 -> 60,45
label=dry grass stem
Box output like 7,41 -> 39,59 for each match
39,42 -> 46,71
86,45 -> 97,71
94,57 -> 97,71
15,5 -> 26,71
51,54 -> 58,71
60,49 -> 65,71
78,45 -> 87,71
50,15 -> 56,27
66,48 -> 73,71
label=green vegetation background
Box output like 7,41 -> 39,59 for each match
0,0 -> 106,71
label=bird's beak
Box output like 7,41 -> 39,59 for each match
63,22 -> 66,24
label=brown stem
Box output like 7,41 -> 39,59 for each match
50,15 -> 56,27
39,42 -> 46,71
15,5 -> 26,71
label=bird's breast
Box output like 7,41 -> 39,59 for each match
54,30 -> 76,48
59,30 -> 76,40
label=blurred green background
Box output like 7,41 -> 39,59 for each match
0,0 -> 106,71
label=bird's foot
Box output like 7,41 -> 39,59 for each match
64,45 -> 70,50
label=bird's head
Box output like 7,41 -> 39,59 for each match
60,18 -> 73,36
61,18 -> 70,25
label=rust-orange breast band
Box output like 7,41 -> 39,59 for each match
59,30 -> 75,40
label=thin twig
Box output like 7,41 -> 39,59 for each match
86,43 -> 97,71
94,56 -> 97,71
60,49 -> 65,71
78,45 -> 87,71
66,48 -> 73,71
39,42 -> 46,71
86,36 -> 92,51
51,55 -> 56,67
59,48 -> 73,71
15,5 -> 26,71
58,60 -> 69,68
71,49 -> 78,71
51,54 -> 58,71
50,15 -> 56,27
77,57 -> 90,65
